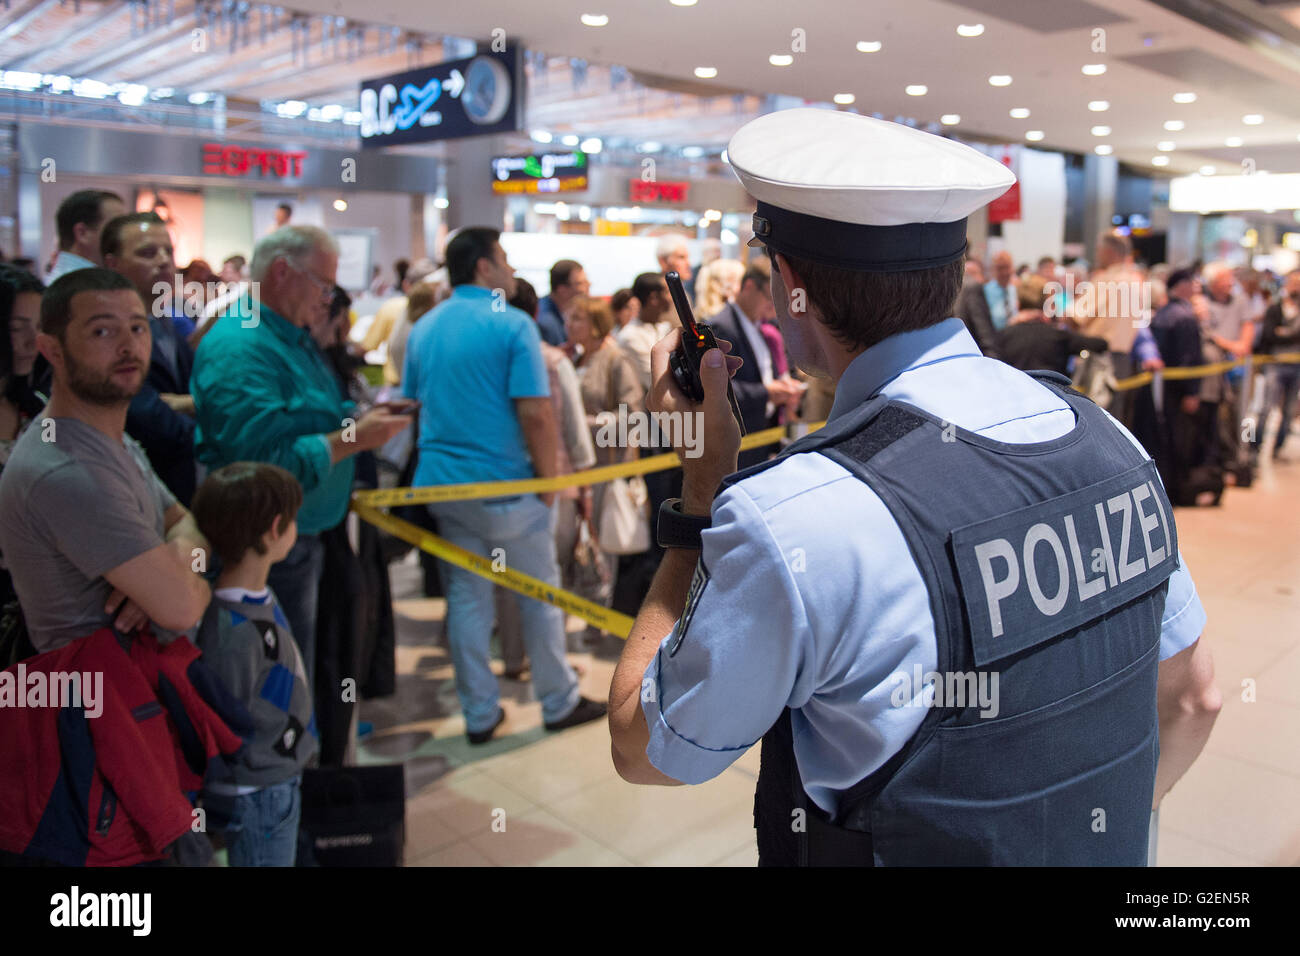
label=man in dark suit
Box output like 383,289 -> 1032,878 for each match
954,258 -> 999,358
102,212 -> 198,505
709,259 -> 804,468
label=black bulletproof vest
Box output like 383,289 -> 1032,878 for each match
739,372 -> 1173,866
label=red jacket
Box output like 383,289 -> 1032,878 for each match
0,628 -> 246,866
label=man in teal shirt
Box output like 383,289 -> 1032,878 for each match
403,227 -> 606,744
192,225 -> 412,686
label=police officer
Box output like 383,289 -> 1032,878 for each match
608,109 -> 1222,866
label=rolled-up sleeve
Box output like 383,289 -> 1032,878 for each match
640,484 -> 810,784
1159,555 -> 1206,661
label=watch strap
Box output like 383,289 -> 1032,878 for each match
656,497 -> 711,549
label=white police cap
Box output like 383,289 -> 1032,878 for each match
728,108 -> 1017,272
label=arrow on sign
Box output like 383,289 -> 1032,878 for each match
446,69 -> 465,98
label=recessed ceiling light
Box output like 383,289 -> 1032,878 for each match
769,53 -> 793,66
1151,156 -> 1170,167
694,66 -> 717,78
1094,144 -> 1113,155
988,75 -> 1012,86
1243,114 -> 1263,125
1088,100 -> 1109,112
1173,92 -> 1197,104
1163,120 -> 1184,131
1091,125 -> 1111,136
333,199 -> 348,211
957,24 -> 984,37
1025,130 -> 1045,141
681,146 -> 704,158
580,138 -> 602,153
579,13 -> 608,27
670,0 -> 697,5
530,130 -> 553,143
834,93 -> 856,105
1199,165 -> 1216,176
1225,136 -> 1243,147
941,114 -> 960,125
1081,64 -> 1107,76
1157,141 -> 1175,151
1009,107 -> 1030,119
905,84 -> 927,96
561,134 -> 580,146
433,196 -> 449,209
856,40 -> 882,53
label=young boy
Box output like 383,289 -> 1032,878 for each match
191,462 -> 317,866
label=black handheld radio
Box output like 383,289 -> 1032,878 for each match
664,271 -> 746,436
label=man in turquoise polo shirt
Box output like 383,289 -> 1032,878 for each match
192,225 -> 412,686
403,227 -> 606,744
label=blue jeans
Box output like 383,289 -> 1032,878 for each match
429,495 -> 580,732
267,533 -> 324,691
225,777 -> 301,867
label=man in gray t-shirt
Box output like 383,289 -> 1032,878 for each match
0,268 -> 210,653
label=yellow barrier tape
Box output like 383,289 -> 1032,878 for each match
352,422 -> 812,507
1111,352 -> 1300,392
352,500 -> 638,639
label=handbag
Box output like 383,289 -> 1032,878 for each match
298,764 -> 406,867
598,476 -> 650,555
571,514 -> 612,602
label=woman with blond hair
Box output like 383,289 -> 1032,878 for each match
693,257 -> 745,320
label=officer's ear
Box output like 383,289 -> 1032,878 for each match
772,253 -> 810,317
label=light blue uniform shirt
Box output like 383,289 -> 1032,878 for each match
403,285 -> 550,487
641,318 -> 1207,813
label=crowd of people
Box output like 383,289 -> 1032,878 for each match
0,185 -> 1290,865
954,234 -> 1298,506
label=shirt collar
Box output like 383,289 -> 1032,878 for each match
250,297 -> 312,348
828,317 -> 982,422
453,284 -> 494,300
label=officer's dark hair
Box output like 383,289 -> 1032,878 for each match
192,462 -> 303,565
445,227 -> 501,287
40,267 -> 136,341
549,259 -> 583,292
509,277 -> 539,318
100,212 -> 167,262
775,251 -> 966,353
631,272 -> 666,306
55,190 -> 123,251
0,263 -> 44,381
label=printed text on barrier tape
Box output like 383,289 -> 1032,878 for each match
351,500 -> 637,639
352,422 -> 815,507
1111,352 -> 1300,393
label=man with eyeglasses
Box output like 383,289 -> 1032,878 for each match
191,225 -> 413,691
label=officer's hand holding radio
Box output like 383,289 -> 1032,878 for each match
650,328 -> 743,515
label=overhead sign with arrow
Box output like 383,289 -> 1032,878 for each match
359,46 -> 522,147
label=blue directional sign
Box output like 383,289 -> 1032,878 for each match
359,46 -> 522,147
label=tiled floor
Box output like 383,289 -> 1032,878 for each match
360,443 -> 1300,867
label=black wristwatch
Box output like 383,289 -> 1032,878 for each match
657,498 -> 711,549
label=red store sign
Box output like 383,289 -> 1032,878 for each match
628,179 -> 690,203
202,143 -> 308,178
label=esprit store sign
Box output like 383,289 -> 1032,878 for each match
202,143 -> 308,178
629,180 -> 690,203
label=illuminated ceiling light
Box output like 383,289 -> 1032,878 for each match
333,199 -> 348,211
769,54 -> 794,66
988,74 -> 1012,86
1243,114 -> 1263,125
834,93 -> 856,105
433,196 -> 449,208
1199,165 -> 1216,176
1091,125 -> 1111,136
681,146 -> 704,158
940,114 -> 960,125
580,137 -> 602,153
1225,136 -> 1243,147
670,0 -> 698,5
1151,156 -> 1170,167
561,134 -> 580,146
530,129 -> 553,143
905,84 -> 927,96
704,208 -> 722,220
1025,130 -> 1045,141
188,91 -> 211,105
1094,144 -> 1113,155
1157,141 -> 1175,151
1173,91 -> 1197,104
957,24 -> 984,37
579,14 -> 609,27
1163,119 -> 1184,131
856,40 -> 882,53
1009,107 -> 1030,118
320,104 -> 344,121
1088,100 -> 1109,111
342,111 -> 361,125
1082,64 -> 1106,76
694,66 -> 717,78
639,141 -> 662,152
